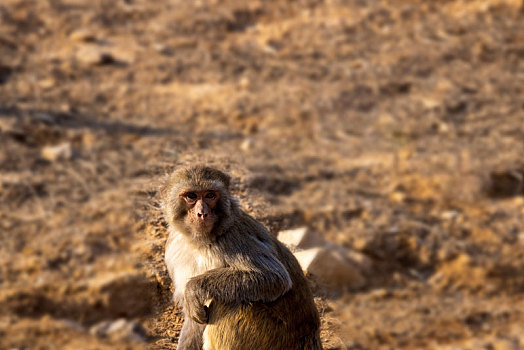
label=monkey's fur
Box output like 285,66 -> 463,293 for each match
160,166 -> 322,350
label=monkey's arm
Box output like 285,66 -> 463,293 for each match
184,236 -> 292,323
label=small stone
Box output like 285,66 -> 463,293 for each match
109,47 -> 135,64
430,343 -> 460,350
345,249 -> 373,273
352,237 -> 370,251
239,76 -> 251,89
278,227 -> 325,250
441,210 -> 460,220
0,117 -> 20,133
509,324 -> 524,343
41,143 -> 73,162
90,318 -> 147,342
378,113 -> 395,127
171,38 -> 197,49
369,288 -> 390,299
69,29 -> 97,42
389,191 -> 405,203
240,137 -> 255,152
513,196 -> 524,206
326,243 -> 373,274
33,113 -> 55,123
154,43 -> 174,55
294,247 -> 366,291
491,338 -> 519,350
59,103 -> 72,113
82,132 -> 96,148
76,46 -> 115,66
420,96 -> 440,109
38,78 -> 56,89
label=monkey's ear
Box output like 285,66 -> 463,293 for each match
220,171 -> 231,189
204,166 -> 231,189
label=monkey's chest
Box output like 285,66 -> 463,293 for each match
165,235 -> 224,302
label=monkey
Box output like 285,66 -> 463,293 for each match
160,165 -> 322,350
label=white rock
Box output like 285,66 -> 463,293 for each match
75,46 -> 114,66
278,227 -> 325,250
326,243 -> 373,274
294,247 -> 366,291
41,142 -> 72,162
441,210 -> 460,220
90,318 -> 147,342
240,137 -> 255,152
69,29 -> 96,42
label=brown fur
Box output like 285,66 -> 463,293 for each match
161,165 -> 322,350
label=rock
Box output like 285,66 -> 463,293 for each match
38,78 -> 56,90
41,143 -> 73,162
489,168 -> 523,197
441,210 -> 460,220
109,46 -> 135,64
59,319 -> 84,332
389,191 -> 406,203
508,325 -> 524,347
33,112 -> 55,123
239,76 -> 251,89
90,318 -> 147,342
294,247 -> 366,291
75,46 -> 115,66
278,227 -> 325,250
278,228 -> 372,278
490,338 -> 520,350
69,29 -> 97,42
352,237 -> 371,251
154,43 -> 174,55
0,116 -> 21,134
368,288 -> 391,299
326,243 -> 373,274
240,137 -> 255,152
171,38 -> 197,49
88,272 -> 156,318
82,131 -> 96,149
431,343 -> 469,350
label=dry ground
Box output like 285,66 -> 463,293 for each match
1,0 -> 524,349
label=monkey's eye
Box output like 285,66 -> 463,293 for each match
205,192 -> 216,199
185,192 -> 198,200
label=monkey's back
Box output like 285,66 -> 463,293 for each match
204,224 -> 322,350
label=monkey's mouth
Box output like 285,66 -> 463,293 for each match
192,217 -> 216,235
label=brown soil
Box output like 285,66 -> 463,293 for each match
1,0 -> 524,349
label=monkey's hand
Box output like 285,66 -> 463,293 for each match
184,278 -> 212,324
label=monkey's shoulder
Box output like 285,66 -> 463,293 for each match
219,218 -> 275,253
227,210 -> 272,238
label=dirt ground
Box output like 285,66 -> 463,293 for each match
1,0 -> 524,349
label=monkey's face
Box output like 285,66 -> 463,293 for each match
162,166 -> 234,240
179,190 -> 220,236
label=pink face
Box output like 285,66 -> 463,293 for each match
180,190 -> 220,234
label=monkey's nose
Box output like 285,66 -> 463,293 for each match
198,212 -> 208,218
